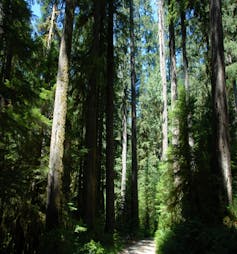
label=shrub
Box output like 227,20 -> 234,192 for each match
156,219 -> 237,254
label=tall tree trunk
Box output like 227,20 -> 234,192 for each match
169,4 -> 178,146
121,87 -> 127,210
46,0 -> 75,230
39,2 -> 58,180
169,2 -> 180,187
158,0 -> 168,160
130,0 -> 139,231
83,52 -> 98,229
83,0 -> 105,229
144,154 -> 150,233
63,124 -> 72,202
210,0 -> 232,206
96,93 -> 105,214
47,3 -> 57,50
180,8 -> 189,92
105,0 -> 115,233
180,4 -> 194,148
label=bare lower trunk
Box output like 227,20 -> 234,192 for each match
96,93 -> 104,213
121,88 -> 127,209
158,0 -> 168,159
46,0 -> 74,230
210,0 -> 232,206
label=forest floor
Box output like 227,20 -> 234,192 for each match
119,239 -> 156,254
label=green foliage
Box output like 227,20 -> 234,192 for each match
156,220 -> 237,254
41,225 -> 122,254
156,83 -> 219,251
78,240 -> 105,254
138,70 -> 161,236
1,0 -> 237,252
0,201 -> 44,253
156,159 -> 179,228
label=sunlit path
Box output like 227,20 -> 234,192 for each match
120,239 -> 156,254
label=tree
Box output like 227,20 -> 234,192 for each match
47,2 -> 58,50
82,0 -> 106,230
130,0 -> 139,231
158,0 -> 168,160
0,1 -> 50,252
169,0 -> 178,146
121,87 -> 128,210
210,0 -> 232,206
46,0 -> 75,230
180,1 -> 189,92
180,1 -> 194,149
105,0 -> 115,233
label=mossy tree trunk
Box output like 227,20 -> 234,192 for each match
46,0 -> 75,231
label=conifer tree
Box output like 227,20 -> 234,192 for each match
158,0 -> 168,159
105,0 -> 115,233
130,0 -> 139,232
210,0 -> 232,207
46,0 -> 75,230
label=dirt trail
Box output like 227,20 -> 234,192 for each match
120,239 -> 156,254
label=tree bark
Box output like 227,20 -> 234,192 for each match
169,2 -> 180,187
83,0 -> 105,229
105,0 -> 115,233
121,87 -> 128,210
46,0 -> 75,230
210,0 -> 232,206
158,0 -> 168,160
130,0 -> 139,231
180,8 -> 189,92
47,3 -> 57,50
96,93 -> 105,214
180,5 -> 194,148
169,4 -> 178,146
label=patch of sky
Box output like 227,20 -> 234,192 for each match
32,2 -> 41,18
31,1 -> 41,34
151,0 -> 158,22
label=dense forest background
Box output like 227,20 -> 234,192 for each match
0,0 -> 237,253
